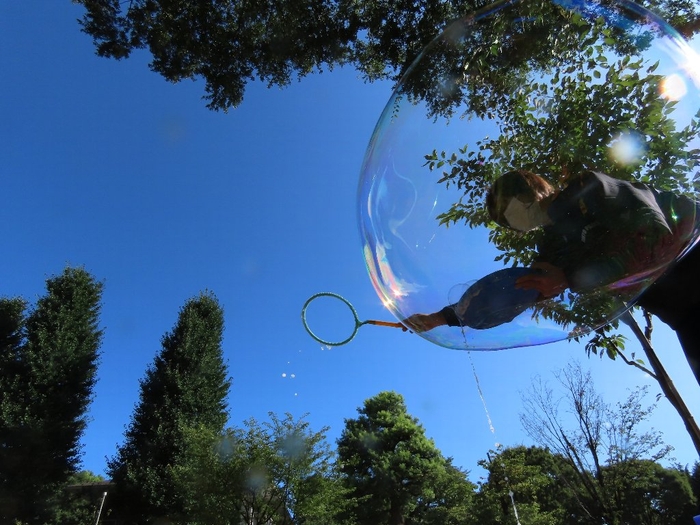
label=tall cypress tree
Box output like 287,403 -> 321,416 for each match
107,291 -> 230,523
0,267 -> 103,524
0,297 -> 28,522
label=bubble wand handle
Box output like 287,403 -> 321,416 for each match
301,292 -> 407,346
363,319 -> 407,329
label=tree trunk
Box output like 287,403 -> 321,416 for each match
389,502 -> 405,525
621,312 -> 700,457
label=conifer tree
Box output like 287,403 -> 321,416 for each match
337,391 -> 474,525
107,291 -> 230,523
0,267 -> 103,524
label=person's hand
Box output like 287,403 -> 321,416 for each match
402,312 -> 447,333
516,262 -> 568,298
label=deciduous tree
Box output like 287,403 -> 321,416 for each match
602,459 -> 697,524
519,361 -> 692,523
52,471 -> 109,525
470,446 -> 583,525
471,445 -> 697,525
73,0 -> 700,111
175,413 -> 349,524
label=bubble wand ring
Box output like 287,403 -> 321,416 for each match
301,292 -> 407,346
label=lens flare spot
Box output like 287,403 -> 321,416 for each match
609,132 -> 646,166
660,74 -> 687,101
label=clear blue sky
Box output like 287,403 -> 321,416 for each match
1,2 -> 698,482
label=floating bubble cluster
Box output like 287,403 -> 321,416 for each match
359,0 -> 700,350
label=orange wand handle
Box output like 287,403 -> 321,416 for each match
364,320 -> 408,330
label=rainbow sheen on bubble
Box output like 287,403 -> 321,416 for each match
358,0 -> 700,350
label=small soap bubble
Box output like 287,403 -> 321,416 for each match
214,435 -> 236,460
246,465 -> 268,491
280,433 -> 306,459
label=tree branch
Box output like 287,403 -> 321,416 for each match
620,311 -> 700,457
615,349 -> 657,379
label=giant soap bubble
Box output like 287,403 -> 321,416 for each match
359,0 -> 700,350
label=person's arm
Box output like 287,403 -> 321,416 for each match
515,262 -> 568,297
402,310 -> 449,332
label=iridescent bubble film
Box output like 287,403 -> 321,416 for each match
359,0 -> 700,350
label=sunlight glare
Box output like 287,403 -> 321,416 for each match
659,74 -> 687,101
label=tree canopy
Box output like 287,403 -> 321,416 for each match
74,0 -> 700,111
517,361 -> 696,524
107,291 -> 230,523
0,267 -> 103,524
337,391 -> 474,525
473,445 -> 698,525
175,413 -> 349,525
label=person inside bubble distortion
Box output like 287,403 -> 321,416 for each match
404,169 -> 700,384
